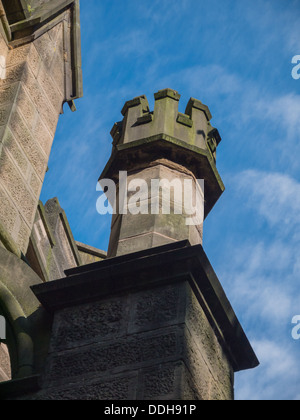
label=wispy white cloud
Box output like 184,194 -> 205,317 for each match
217,169 -> 300,400
236,339 -> 299,400
234,170 -> 300,236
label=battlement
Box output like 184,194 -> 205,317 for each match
111,89 -> 221,161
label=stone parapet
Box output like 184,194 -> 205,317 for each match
0,241 -> 258,400
112,89 -> 221,160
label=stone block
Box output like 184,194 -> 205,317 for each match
9,109 -> 48,180
138,361 -> 183,400
0,62 -> 26,87
26,198 -> 83,283
0,103 -> 11,126
76,242 -> 107,266
33,32 -> 55,71
45,327 -> 180,388
27,372 -> 138,400
113,90 -> 213,151
115,232 -> 174,256
2,127 -> 30,176
17,84 -> 38,132
49,52 -> 64,97
109,163 -> 204,256
27,44 -> 41,79
0,182 -> 19,236
50,295 -> 130,352
6,44 -> 30,69
29,169 -> 42,197
17,219 -> 31,253
37,280 -> 234,399
0,344 -> 11,383
22,64 -> 59,135
0,33 -> 8,66
0,149 -> 36,227
0,82 -> 19,106
128,283 -> 185,335
37,63 -> 64,113
32,117 -> 53,156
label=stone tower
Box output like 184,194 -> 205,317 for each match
0,2 -> 258,400
0,89 -> 258,400
100,89 -> 224,257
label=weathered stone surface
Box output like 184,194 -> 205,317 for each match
34,272 -> 234,399
26,199 -> 79,282
128,283 -> 184,334
23,372 -> 138,401
0,148 -> 36,226
185,284 -> 234,399
9,110 -> 48,180
101,90 -> 223,257
76,242 -> 107,265
35,280 -> 234,400
0,5 -> 82,255
45,327 -> 179,387
2,127 -> 30,176
107,163 -> 204,257
50,296 -> 129,352
1,242 -> 258,400
0,183 -> 19,236
0,246 -> 51,383
0,344 -> 11,383
0,83 -> 19,106
26,200 -> 105,283
140,361 -> 183,400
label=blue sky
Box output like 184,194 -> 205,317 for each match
40,0 -> 300,400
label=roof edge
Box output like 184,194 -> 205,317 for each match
1,0 -> 83,101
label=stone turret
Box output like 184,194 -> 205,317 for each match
100,89 -> 224,257
0,88 -> 258,400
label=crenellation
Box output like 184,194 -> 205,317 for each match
111,89 -> 218,153
185,97 -> 212,121
104,89 -> 217,257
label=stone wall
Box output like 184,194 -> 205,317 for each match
0,9 -> 73,255
16,282 -> 233,400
